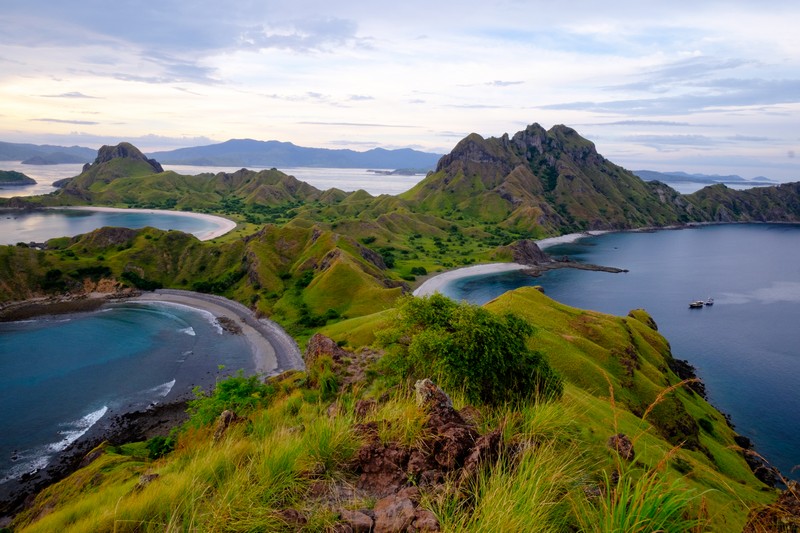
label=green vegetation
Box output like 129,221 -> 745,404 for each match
0,170 -> 35,184
3,130 -> 797,530
378,294 -> 563,405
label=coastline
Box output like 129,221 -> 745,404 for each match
0,289 -> 302,519
413,230 -> 610,297
49,206 -> 238,241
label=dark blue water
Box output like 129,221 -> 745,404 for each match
0,302 -> 253,484
0,208 -> 226,245
444,224 -> 800,480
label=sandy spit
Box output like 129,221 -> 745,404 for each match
130,290 -> 302,375
413,231 -> 611,297
52,206 -> 237,240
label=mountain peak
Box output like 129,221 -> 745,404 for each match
91,142 -> 163,173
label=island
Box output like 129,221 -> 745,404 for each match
0,170 -> 36,186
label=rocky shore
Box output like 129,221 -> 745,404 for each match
0,399 -> 189,522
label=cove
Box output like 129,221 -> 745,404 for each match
0,301 -> 253,486
442,223 -> 800,480
0,207 -> 235,245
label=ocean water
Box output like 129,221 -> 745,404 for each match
0,208 -> 228,245
0,161 -> 422,198
0,302 -> 253,484
443,224 -> 800,480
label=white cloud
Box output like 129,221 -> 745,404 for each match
0,1 -> 798,179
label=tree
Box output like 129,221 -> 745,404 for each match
379,294 -> 562,405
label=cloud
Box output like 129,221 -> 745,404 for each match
607,57 -> 753,92
624,134 -> 717,144
587,120 -> 692,127
726,134 -> 772,142
238,17 -> 365,52
487,80 -> 524,87
542,78 -> 800,116
297,121 -> 416,128
40,91 -> 97,99
31,118 -> 100,125
349,95 -> 374,101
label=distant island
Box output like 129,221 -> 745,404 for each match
0,141 -> 95,165
149,138 -> 443,169
366,168 -> 430,176
0,170 -> 36,185
634,169 -> 778,187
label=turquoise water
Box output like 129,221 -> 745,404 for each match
0,302 -> 253,483
443,224 -> 800,480
0,208 -> 227,245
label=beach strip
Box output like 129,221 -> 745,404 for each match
54,206 -> 237,241
413,231 -> 610,297
131,290 -> 302,375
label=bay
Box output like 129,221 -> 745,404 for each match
443,223 -> 800,480
0,302 -> 253,484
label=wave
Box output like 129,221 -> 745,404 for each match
47,405 -> 108,453
178,326 -> 196,336
1,405 -> 109,484
147,379 -> 176,399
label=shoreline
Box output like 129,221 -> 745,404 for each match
47,206 -> 238,241
413,230 -> 610,297
0,289 -> 302,519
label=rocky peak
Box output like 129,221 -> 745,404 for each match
434,133 -> 516,175
82,142 -> 163,173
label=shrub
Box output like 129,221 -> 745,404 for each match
187,372 -> 276,428
378,294 -> 563,405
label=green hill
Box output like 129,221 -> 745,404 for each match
0,170 -> 35,185
8,289 -> 779,532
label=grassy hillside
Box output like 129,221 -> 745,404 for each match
9,289 -> 778,532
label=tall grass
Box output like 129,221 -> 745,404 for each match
572,468 -> 705,533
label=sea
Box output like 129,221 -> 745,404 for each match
0,301 -> 253,485
442,223 -> 800,480
0,163 -> 422,244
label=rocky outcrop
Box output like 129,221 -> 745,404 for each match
89,142 -> 163,173
607,433 -> 635,461
508,239 -> 550,265
743,481 -> 800,532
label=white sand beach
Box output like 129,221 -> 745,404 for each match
55,206 -> 237,241
132,291 -> 282,375
413,231 -> 611,297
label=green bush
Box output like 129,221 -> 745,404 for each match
187,372 -> 276,428
378,294 -> 563,405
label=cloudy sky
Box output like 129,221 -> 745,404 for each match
2,0 -> 798,179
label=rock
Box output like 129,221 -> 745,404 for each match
213,410 -> 239,442
432,424 -> 479,470
458,405 -> 483,427
339,509 -> 374,532
413,508 -> 441,532
355,443 -> 411,497
460,428 -> 503,485
275,508 -> 307,527
509,239 -> 551,265
134,472 -> 159,491
304,333 -> 350,368
607,433 -> 635,461
415,379 -> 453,412
743,481 -> 800,532
373,493 -> 416,533
354,399 -> 377,420
93,142 -> 164,173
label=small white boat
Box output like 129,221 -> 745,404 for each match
689,300 -> 704,309
705,298 -> 714,306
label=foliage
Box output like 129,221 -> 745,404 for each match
573,469 -> 706,533
186,372 -> 276,428
379,293 -> 563,405
120,270 -> 163,290
145,435 -> 175,459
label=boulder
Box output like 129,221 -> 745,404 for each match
607,433 -> 635,461
373,493 -> 416,533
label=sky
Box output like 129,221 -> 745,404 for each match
1,0 -> 799,180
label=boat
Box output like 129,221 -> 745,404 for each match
689,300 -> 705,308
705,297 -> 714,306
